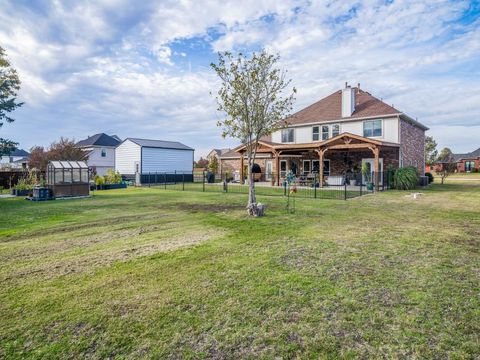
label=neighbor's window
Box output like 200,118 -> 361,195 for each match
312,126 -> 319,141
281,128 -> 294,143
101,148 -> 107,157
332,124 -> 340,137
465,161 -> 475,172
363,119 -> 382,137
322,125 -> 329,140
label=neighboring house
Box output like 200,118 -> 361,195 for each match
220,84 -> 428,187
207,148 -> 231,174
115,138 -> 194,178
76,133 -> 121,176
453,148 -> 480,172
0,148 -> 30,169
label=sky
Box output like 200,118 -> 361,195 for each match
0,0 -> 479,158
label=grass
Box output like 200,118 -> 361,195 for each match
0,184 -> 479,358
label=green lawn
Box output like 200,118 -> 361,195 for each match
0,184 -> 479,358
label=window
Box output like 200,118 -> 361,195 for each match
465,161 -> 475,172
332,124 -> 340,137
281,128 -> 294,143
311,160 -> 330,175
363,120 -> 382,137
312,160 -> 319,172
101,148 -> 107,157
280,160 -> 287,177
303,160 -> 310,175
312,126 -> 320,141
322,125 -> 329,140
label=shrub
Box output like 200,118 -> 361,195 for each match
472,168 -> 479,173
425,172 -> 434,183
394,166 -> 419,190
104,169 -> 122,184
95,175 -> 105,186
13,178 -> 34,191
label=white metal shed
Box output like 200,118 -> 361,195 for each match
115,138 -> 194,176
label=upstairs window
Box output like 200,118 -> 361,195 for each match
332,124 -> 340,137
281,128 -> 294,143
101,149 -> 107,157
363,120 -> 382,137
322,125 -> 329,140
312,126 -> 320,141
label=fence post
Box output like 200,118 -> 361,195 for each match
283,180 -> 286,196
164,172 -> 167,189
182,172 -> 185,191
203,171 -> 205,192
155,172 -> 157,184
360,178 -> 363,196
344,180 -> 347,200
174,170 -> 177,185
314,173 -> 317,199
149,172 -> 151,187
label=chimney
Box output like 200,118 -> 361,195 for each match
341,83 -> 355,118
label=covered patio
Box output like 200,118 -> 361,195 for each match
233,133 -> 399,191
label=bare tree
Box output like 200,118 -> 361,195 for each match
211,51 -> 295,216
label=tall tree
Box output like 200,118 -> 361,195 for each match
436,147 -> 456,184
425,135 -> 438,167
211,51 -> 295,216
47,137 -> 86,161
0,46 -> 23,156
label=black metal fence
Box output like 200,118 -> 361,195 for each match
140,170 -> 393,200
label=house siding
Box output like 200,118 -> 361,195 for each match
271,117 -> 399,144
115,140 -> 141,175
141,147 -> 193,173
84,146 -> 116,175
399,119 -> 425,174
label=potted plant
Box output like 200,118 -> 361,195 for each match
11,178 -> 33,196
361,162 -> 374,190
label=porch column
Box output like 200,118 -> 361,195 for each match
240,151 -> 245,185
274,151 -> 280,186
373,146 -> 379,191
318,148 -> 324,188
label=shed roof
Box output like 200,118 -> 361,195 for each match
127,138 -> 194,151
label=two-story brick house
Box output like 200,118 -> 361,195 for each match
219,84 -> 428,188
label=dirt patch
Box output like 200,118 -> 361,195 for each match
2,229 -> 226,283
176,203 -> 244,213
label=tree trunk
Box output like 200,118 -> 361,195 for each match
246,157 -> 260,216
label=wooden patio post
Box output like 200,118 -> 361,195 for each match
318,148 -> 324,188
373,146 -> 379,191
240,151 -> 245,185
275,151 -> 280,186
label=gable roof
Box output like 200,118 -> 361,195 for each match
76,133 -> 121,147
283,87 -> 427,130
453,147 -> 480,161
127,138 -> 194,151
9,148 -> 30,157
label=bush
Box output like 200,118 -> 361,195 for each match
13,178 -> 34,191
95,175 -> 105,186
394,166 -> 419,190
104,169 -> 122,184
472,168 -> 479,173
425,172 -> 434,183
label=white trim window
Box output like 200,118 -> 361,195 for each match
302,160 -> 311,175
363,119 -> 382,137
321,125 -> 329,140
312,126 -> 320,141
332,124 -> 340,137
280,160 -> 287,177
281,128 -> 294,143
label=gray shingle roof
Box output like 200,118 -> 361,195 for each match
76,133 -> 121,147
9,148 -> 30,157
127,138 -> 194,151
453,147 -> 480,161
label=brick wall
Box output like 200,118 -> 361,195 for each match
457,159 -> 480,172
400,119 -> 425,174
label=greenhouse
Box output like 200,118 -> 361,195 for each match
46,161 -> 90,197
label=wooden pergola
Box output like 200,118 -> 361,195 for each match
235,133 -> 399,191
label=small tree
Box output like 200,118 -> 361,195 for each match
195,157 -> 209,168
28,146 -> 49,171
436,147 -> 456,184
47,137 -> 86,161
208,156 -> 219,174
425,135 -> 438,168
0,46 -> 24,156
211,51 -> 295,216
